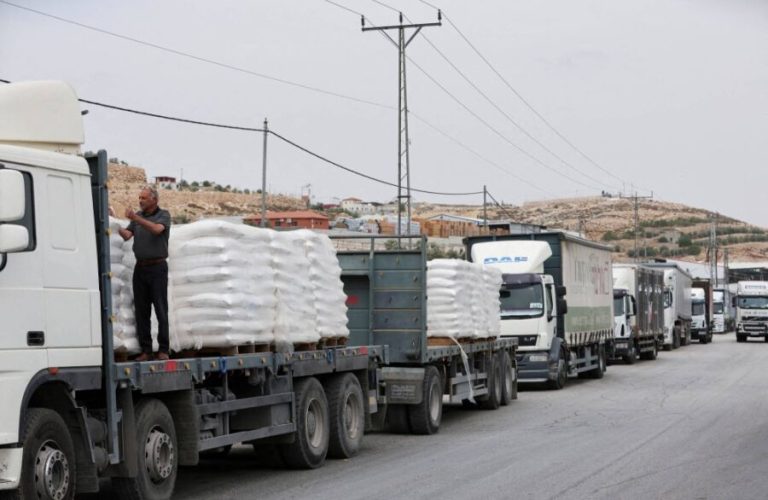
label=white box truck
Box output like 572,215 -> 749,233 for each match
465,232 -> 614,389
712,288 -> 733,334
645,262 -> 693,349
690,280 -> 713,344
612,264 -> 665,363
734,281 -> 768,342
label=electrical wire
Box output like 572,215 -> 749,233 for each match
0,78 -> 480,197
0,0 -> 393,111
485,189 -> 516,221
417,0 -> 652,194
373,1 -> 616,191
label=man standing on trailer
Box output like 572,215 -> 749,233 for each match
119,185 -> 172,361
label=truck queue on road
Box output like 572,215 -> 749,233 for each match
0,81 -> 758,500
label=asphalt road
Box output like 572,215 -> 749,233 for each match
97,333 -> 768,500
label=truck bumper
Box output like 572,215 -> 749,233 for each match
690,329 -> 705,339
612,339 -> 631,357
0,447 -> 22,490
515,352 -> 552,383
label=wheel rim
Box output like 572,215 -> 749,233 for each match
429,379 -> 441,423
145,426 -> 175,483
306,398 -> 326,449
34,440 -> 70,500
343,392 -> 363,441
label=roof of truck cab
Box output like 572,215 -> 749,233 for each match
0,144 -> 89,175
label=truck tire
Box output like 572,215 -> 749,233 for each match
477,354 -> 502,410
408,366 -> 443,434
736,334 -> 746,343
641,340 -> 658,361
546,349 -> 568,390
500,351 -> 517,406
279,377 -> 329,469
11,408 -> 76,500
673,328 -> 681,349
588,346 -> 606,379
325,373 -> 365,459
386,405 -> 411,434
623,342 -> 637,365
113,399 -> 177,500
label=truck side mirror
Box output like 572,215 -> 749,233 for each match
557,298 -> 568,315
556,285 -> 567,297
0,169 -> 26,221
0,225 -> 29,253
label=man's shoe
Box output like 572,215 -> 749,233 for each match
133,352 -> 151,362
156,352 -> 170,361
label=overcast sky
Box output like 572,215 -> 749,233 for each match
1,0 -> 767,224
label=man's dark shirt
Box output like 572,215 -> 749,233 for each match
127,208 -> 171,260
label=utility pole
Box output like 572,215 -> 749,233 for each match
631,191 -> 653,262
483,185 -> 488,234
362,11 -> 441,236
709,213 -> 719,287
261,118 -> 268,228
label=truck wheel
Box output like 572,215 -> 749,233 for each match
736,334 -> 746,343
623,342 -> 637,364
386,405 -> 411,434
589,346 -> 606,379
280,377 -> 329,469
408,366 -> 443,433
500,351 -> 517,406
13,408 -> 76,500
641,341 -> 658,361
477,354 -> 503,410
113,399 -> 177,500
547,349 -> 567,390
325,373 -> 365,459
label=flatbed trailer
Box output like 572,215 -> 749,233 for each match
335,236 -> 519,435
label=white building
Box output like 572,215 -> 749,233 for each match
340,197 -> 376,215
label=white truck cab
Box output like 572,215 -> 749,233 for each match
690,287 -> 709,342
0,82 -> 105,494
735,281 -> 768,342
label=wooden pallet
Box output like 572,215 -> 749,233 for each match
318,336 -> 349,349
427,336 -> 458,347
293,342 -> 317,352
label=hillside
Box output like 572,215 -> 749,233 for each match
109,164 -> 768,263
413,196 -> 768,263
108,164 -> 305,223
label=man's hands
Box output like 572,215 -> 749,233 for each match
125,208 -> 138,221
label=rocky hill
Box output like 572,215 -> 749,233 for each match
109,163 -> 767,263
413,196 -> 768,263
108,164 -> 305,223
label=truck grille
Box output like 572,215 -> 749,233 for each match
516,335 -> 538,347
744,322 -> 768,333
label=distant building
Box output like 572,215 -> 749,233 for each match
243,210 -> 329,230
340,197 -> 376,215
155,176 -> 177,190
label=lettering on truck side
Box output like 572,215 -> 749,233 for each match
483,256 -> 529,264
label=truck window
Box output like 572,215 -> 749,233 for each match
738,296 -> 768,309
691,302 -> 705,316
713,302 -> 724,314
663,290 -> 672,308
613,296 -> 625,316
500,282 -> 544,318
545,283 -> 554,316
1,169 -> 36,252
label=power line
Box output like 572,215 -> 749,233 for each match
416,0 -> 651,194
377,1 -> 617,191
0,0 -> 392,111
0,78 -> 480,197
485,189 -> 516,221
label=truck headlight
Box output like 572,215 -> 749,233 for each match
528,354 -> 549,363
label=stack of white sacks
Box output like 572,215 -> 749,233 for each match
426,259 -> 502,339
108,219 -> 349,353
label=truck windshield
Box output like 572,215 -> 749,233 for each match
500,283 -> 544,318
738,296 -> 768,309
692,302 -> 705,316
713,302 -> 724,314
613,296 -> 625,316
